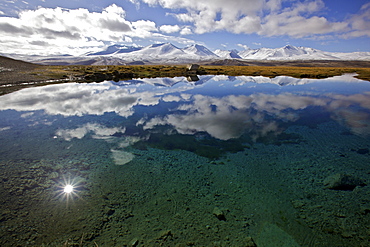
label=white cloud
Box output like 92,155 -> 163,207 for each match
0,4 -> 133,55
132,19 -> 157,32
141,0 -> 357,39
342,2 -> 370,38
237,44 -> 249,50
129,19 -> 159,39
262,16 -> 345,38
180,26 -> 192,35
0,4 -> 194,55
143,0 -> 265,34
128,0 -> 141,8
160,24 -> 180,33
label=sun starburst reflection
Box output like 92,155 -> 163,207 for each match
55,176 -> 84,207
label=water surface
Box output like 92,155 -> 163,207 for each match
0,74 -> 369,246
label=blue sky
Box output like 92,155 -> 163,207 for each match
0,0 -> 369,55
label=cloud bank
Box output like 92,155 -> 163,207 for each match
0,4 -> 192,55
142,0 -> 369,38
0,1 -> 369,55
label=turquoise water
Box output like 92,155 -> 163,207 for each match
0,74 -> 370,246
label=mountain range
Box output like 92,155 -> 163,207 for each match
4,43 -> 370,65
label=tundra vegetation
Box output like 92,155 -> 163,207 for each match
36,64 -> 370,81
1,55 -> 370,95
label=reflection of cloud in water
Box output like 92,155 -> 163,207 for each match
329,93 -> 370,109
162,95 -> 182,102
56,123 -> 137,165
0,127 -> 11,132
327,92 -> 370,136
20,112 -> 34,118
333,109 -> 370,136
0,82 -> 138,117
0,80 -> 195,117
0,75 -> 369,139
111,149 -> 135,165
56,123 -> 125,141
143,92 -> 370,140
144,94 -> 284,140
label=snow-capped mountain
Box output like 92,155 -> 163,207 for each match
75,43 -> 370,62
9,43 -> 370,65
115,43 -> 218,60
234,45 -> 370,60
86,45 -> 141,56
128,43 -> 185,57
110,43 -> 218,64
214,49 -> 241,59
182,44 -> 217,57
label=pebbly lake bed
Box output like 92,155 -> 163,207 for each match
0,74 -> 370,246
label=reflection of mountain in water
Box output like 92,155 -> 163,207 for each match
112,73 -> 364,88
112,75 -> 213,87
0,74 -> 370,158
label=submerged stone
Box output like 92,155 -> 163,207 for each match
323,173 -> 366,191
356,148 -> 369,155
212,207 -> 226,221
256,223 -> 300,247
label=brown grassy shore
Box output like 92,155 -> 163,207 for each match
1,55 -> 370,95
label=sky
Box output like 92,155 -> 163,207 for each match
0,0 -> 369,56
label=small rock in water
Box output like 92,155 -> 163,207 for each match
356,148 -> 369,155
323,173 -> 366,191
212,207 -> 226,221
157,230 -> 172,240
129,237 -> 139,246
245,236 -> 257,247
49,171 -> 59,180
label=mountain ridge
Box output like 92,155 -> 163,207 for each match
4,43 -> 370,65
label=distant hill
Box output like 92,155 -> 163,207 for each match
0,55 -> 40,70
0,55 -> 43,87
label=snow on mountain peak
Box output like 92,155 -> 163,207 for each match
183,44 -> 217,57
88,43 -> 370,62
127,43 -> 185,57
214,49 -> 241,59
86,45 -> 141,56
26,42 -> 370,65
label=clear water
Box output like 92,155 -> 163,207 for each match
0,74 -> 370,246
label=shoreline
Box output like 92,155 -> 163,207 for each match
1,55 -> 370,95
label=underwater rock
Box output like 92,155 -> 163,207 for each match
245,236 -> 257,247
129,237 -> 139,246
156,230 -> 172,240
356,148 -> 369,155
212,207 -> 226,221
360,204 -> 370,215
323,173 -> 366,191
256,223 -> 300,247
105,207 -> 115,216
49,171 -> 59,180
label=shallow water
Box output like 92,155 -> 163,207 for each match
0,74 -> 370,246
